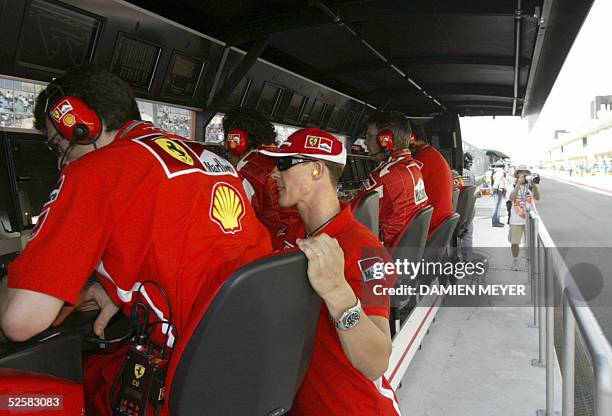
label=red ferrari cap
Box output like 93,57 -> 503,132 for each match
260,128 -> 346,166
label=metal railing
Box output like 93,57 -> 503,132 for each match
526,210 -> 612,416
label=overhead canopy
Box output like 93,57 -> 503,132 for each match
486,150 -> 511,159
130,0 -> 594,122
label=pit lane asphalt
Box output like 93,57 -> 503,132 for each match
536,176 -> 612,341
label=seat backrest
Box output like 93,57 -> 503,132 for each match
451,188 -> 460,211
454,186 -> 476,237
353,190 -> 380,237
424,212 -> 460,261
456,186 -> 476,224
391,206 -> 433,263
170,251 -> 320,416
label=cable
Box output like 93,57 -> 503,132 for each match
136,280 -> 174,358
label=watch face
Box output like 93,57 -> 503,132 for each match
343,310 -> 361,329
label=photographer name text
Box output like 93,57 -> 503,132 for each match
373,284 -> 527,297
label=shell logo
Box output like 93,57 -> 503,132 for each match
63,114 -> 76,127
210,183 -> 245,234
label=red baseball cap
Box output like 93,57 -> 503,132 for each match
260,128 -> 346,166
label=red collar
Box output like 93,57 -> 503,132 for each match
388,148 -> 412,160
412,143 -> 430,156
114,120 -> 155,140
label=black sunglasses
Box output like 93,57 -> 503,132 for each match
276,156 -> 316,172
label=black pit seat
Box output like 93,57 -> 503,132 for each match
424,213 -> 460,261
170,250 -> 320,416
388,206 -> 433,334
352,190 -> 380,238
453,185 -> 476,240
452,188 -> 460,211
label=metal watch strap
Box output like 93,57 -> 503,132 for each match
330,298 -> 361,330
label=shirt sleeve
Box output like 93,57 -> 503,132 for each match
8,161 -> 113,305
345,245 -> 394,319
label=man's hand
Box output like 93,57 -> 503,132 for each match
296,234 -> 355,319
52,283 -> 120,336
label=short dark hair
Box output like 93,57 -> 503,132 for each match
324,161 -> 344,187
380,111 -> 412,149
367,111 -> 387,131
410,121 -> 429,144
222,108 -> 276,149
34,64 -> 141,132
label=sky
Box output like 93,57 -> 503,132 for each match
459,0 -> 612,163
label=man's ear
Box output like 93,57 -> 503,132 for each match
312,160 -> 325,178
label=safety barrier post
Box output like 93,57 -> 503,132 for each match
545,248 -> 555,415
594,355 -> 612,416
533,231 -> 545,368
562,294 -> 575,416
529,215 -> 538,328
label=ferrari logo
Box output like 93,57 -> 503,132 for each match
51,100 -> 73,121
134,364 -> 146,379
228,133 -> 240,148
210,182 -> 245,234
155,138 -> 194,166
307,136 -> 318,147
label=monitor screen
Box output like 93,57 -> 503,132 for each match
111,34 -> 161,91
16,0 -> 101,74
225,77 -> 252,108
285,92 -> 307,122
343,111 -> 356,132
162,52 -> 205,99
256,82 -> 284,116
354,158 -> 368,181
0,131 -> 58,233
307,100 -> 325,126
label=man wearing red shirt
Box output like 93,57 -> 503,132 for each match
1,65 -> 272,415
410,122 -> 454,236
223,108 -> 300,246
263,128 -> 401,415
355,112 -> 429,247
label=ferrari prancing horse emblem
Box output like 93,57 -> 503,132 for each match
134,364 -> 146,379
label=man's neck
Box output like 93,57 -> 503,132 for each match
297,190 -> 341,234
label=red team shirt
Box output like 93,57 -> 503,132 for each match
8,120 -> 272,415
236,146 -> 301,246
277,205 -> 401,416
354,149 -> 429,247
412,144 -> 454,236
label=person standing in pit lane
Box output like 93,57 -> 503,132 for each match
409,121 -> 454,237
354,112 -> 429,247
223,108 -> 301,247
508,165 -> 540,270
0,64 -> 272,415
491,164 -> 508,227
263,128 -> 401,415
459,152 -> 477,260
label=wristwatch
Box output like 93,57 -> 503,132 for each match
331,298 -> 361,330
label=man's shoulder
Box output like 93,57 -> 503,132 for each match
335,217 -> 384,252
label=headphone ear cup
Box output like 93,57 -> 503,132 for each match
226,129 -> 249,156
73,124 -> 90,143
48,96 -> 101,144
377,130 -> 394,150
